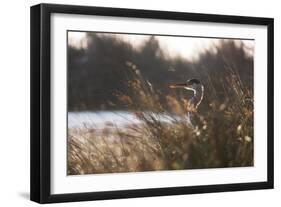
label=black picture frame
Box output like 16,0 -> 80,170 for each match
30,3 -> 274,204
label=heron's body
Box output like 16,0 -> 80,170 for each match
169,79 -> 204,127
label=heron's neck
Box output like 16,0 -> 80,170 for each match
189,85 -> 204,109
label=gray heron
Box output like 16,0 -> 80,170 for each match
169,79 -> 204,127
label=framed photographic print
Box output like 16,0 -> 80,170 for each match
30,3 -> 274,203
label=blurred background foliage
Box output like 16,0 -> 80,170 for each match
68,33 -> 253,112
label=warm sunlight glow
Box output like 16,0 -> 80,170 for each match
68,31 -> 254,61
68,32 -> 87,49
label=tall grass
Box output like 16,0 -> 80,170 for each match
67,53 -> 253,175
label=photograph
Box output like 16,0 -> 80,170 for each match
67,31 -> 254,175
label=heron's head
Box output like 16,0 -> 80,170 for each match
169,79 -> 201,92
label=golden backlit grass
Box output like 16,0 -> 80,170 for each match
68,60 -> 253,175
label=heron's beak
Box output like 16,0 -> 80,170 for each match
169,83 -> 187,89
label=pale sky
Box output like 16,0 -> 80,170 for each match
68,31 -> 254,61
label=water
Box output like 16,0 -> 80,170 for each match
68,111 -> 186,129
68,111 -> 140,129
